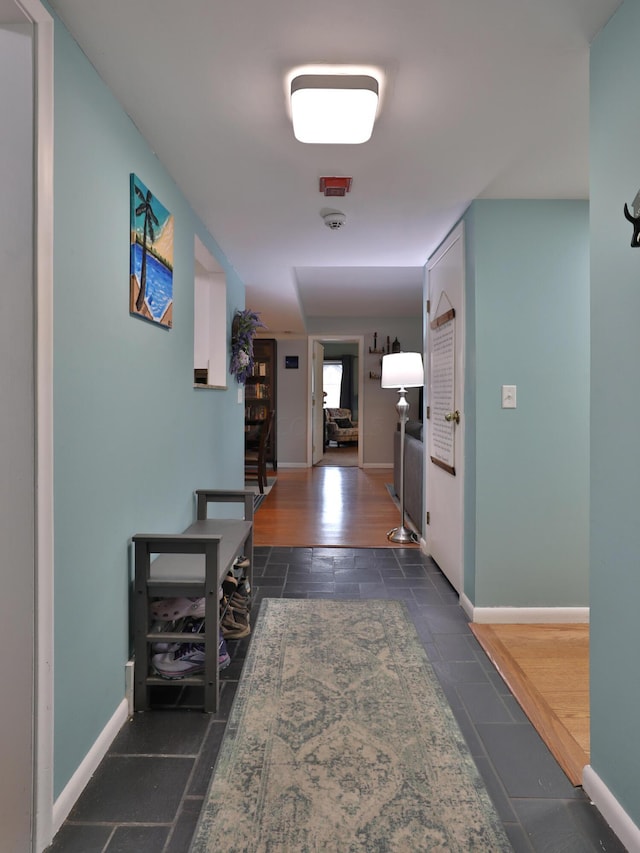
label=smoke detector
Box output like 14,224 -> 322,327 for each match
322,211 -> 346,230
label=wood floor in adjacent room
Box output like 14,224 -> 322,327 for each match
471,623 -> 590,785
253,466 -> 409,548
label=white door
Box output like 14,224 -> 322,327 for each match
426,222 -> 465,593
312,340 -> 325,464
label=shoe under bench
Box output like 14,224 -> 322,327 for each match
132,489 -> 254,713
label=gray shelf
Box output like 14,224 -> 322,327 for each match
133,490 -> 253,713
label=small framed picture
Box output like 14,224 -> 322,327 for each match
130,174 -> 174,328
285,356 -> 299,369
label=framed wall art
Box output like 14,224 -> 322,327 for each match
130,174 -> 174,328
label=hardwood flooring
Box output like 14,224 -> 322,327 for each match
471,623 -> 589,785
253,466 -> 414,548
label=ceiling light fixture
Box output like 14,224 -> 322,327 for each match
290,73 -> 379,144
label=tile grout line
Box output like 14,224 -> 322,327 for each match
160,714 -> 217,853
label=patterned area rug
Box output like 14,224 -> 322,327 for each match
190,599 -> 512,852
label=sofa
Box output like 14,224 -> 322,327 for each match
393,420 -> 424,533
325,408 -> 359,446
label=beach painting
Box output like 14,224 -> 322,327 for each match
130,174 -> 174,328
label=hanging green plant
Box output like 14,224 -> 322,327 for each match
230,309 -> 265,383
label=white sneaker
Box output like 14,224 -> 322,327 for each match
152,643 -> 205,679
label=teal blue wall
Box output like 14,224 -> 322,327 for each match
590,0 -> 640,824
464,200 -> 590,607
52,17 -> 244,795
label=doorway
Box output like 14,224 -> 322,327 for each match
1,1 -> 54,850
308,335 -> 364,468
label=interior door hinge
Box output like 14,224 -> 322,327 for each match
426,405 -> 430,420
426,299 -> 430,314
426,511 -> 430,525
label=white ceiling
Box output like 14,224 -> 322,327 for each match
46,0 -> 621,333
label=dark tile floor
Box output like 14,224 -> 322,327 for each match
47,547 -> 626,853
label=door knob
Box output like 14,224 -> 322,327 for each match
444,410 -> 460,424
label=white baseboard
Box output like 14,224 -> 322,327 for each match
362,462 -> 393,469
125,660 -> 134,716
460,595 -> 589,624
277,462 -> 309,468
52,698 -> 129,836
583,765 -> 640,851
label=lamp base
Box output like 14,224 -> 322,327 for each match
386,525 -> 419,545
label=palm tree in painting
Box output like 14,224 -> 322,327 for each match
134,183 -> 160,311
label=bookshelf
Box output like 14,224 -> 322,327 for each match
245,338 -> 277,469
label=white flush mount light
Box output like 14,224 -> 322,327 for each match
290,73 -> 379,144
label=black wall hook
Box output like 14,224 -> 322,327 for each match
624,189 -> 640,246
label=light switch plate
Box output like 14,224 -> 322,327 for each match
502,385 -> 517,409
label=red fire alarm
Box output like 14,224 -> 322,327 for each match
319,176 -> 353,197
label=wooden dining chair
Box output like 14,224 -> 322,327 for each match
245,410 -> 274,494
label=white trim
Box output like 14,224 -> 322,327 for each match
583,765 -> 640,852
12,0 -> 49,22
459,595 -> 474,620
125,661 -> 135,717
362,462 -> 393,469
17,1 -> 55,850
307,335 -> 365,469
460,595 -> 590,624
52,700 -> 129,837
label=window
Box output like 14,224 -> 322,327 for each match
323,361 -> 342,408
194,236 -> 227,388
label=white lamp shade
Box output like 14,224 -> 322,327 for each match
290,74 -> 378,144
381,352 -> 424,388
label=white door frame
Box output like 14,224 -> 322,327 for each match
424,222 -> 465,593
311,340 -> 325,465
307,335 -> 364,468
16,0 -> 55,849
